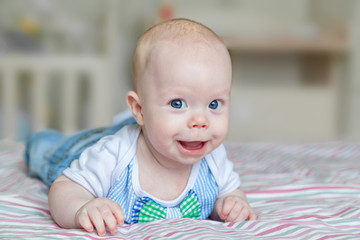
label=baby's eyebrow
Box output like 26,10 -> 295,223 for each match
157,89 -> 182,101
210,88 -> 231,97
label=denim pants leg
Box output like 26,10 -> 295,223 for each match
25,116 -> 136,186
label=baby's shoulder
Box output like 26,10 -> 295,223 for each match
205,144 -> 228,165
98,125 -> 140,149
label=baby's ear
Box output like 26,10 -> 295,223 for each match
127,91 -> 144,125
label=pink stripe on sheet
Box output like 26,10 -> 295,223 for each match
0,231 -> 101,240
246,221 -> 261,230
47,232 -> 102,240
277,207 -> 319,214
0,200 -> 50,215
18,195 -> 48,206
285,215 -> 331,220
318,234 -> 351,240
163,225 -> 219,237
248,185 -> 360,194
0,218 -> 57,227
0,176 -> 23,192
256,224 -> 296,236
290,229 -> 316,238
284,207 -> 355,221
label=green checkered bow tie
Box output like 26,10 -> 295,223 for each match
138,190 -> 201,223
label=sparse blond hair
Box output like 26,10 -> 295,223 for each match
131,18 -> 225,91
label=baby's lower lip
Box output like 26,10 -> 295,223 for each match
177,141 -> 207,155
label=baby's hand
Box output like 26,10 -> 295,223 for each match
214,192 -> 256,222
75,198 -> 124,236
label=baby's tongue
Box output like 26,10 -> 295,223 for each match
180,141 -> 203,150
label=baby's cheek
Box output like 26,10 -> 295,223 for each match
213,117 -> 228,135
146,124 -> 174,150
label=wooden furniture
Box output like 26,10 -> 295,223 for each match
0,56 -> 111,139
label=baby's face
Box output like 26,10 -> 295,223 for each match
138,40 -> 232,166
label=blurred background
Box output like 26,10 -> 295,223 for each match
0,0 -> 359,142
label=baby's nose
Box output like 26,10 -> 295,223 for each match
188,114 -> 209,129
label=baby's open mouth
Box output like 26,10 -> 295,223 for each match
178,141 -> 206,150
177,141 -> 208,156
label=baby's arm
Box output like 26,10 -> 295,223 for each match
210,188 -> 256,222
48,175 -> 124,236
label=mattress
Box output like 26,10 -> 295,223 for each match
1,140 -> 360,239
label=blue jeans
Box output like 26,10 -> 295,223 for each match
25,115 -> 136,186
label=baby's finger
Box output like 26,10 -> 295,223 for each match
226,203 -> 244,222
221,197 -> 236,219
233,207 -> 250,222
77,211 -> 94,233
214,198 -> 225,219
110,202 -> 125,225
248,209 -> 257,220
88,208 -> 106,237
101,207 -> 118,234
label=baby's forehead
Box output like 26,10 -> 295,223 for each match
143,33 -> 225,71
133,19 -> 227,90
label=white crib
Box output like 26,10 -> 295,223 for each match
0,56 -> 113,140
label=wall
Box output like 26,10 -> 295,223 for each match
0,0 -> 358,142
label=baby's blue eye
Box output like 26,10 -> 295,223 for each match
209,100 -> 222,110
170,99 -> 187,109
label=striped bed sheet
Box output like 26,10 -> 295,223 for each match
1,141 -> 360,239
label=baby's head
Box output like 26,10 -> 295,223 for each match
132,18 -> 228,91
128,18 -> 232,165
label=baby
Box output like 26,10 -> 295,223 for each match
47,18 -> 255,236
